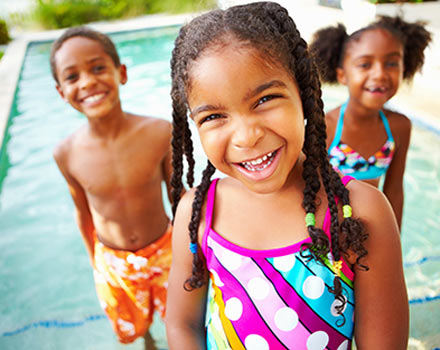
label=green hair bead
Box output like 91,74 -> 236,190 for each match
342,205 -> 352,218
305,212 -> 316,227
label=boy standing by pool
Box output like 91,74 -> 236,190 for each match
50,26 -> 172,349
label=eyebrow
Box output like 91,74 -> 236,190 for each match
191,80 -> 288,118
354,52 -> 402,60
243,80 -> 287,101
60,57 -> 106,75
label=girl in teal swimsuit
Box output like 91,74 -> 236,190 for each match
310,16 -> 431,229
166,3 -> 408,349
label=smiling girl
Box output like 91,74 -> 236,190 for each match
165,2 -> 408,349
310,16 -> 431,229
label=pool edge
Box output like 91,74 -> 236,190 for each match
0,12 -> 196,151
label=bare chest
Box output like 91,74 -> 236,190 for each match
69,143 -> 163,196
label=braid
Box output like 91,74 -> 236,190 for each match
184,161 -> 216,290
182,119 -> 195,187
170,100 -> 185,218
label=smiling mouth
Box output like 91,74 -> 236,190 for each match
366,86 -> 387,93
239,150 -> 278,172
82,93 -> 106,104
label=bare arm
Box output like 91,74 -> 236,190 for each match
349,181 -> 409,348
166,189 -> 208,349
383,115 -> 411,230
53,144 -> 95,265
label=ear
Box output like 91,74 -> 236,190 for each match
336,67 -> 347,85
119,64 -> 127,85
55,84 -> 67,102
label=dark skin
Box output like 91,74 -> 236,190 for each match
327,29 -> 412,229
53,36 -> 173,350
166,43 -> 409,349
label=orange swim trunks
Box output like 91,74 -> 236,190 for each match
93,223 -> 172,344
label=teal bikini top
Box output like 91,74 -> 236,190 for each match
328,102 -> 395,180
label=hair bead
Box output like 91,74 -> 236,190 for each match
342,205 -> 352,218
305,212 -> 316,227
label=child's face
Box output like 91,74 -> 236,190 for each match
54,36 -> 127,119
337,28 -> 403,110
187,44 -> 305,194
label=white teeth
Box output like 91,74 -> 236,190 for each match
244,152 -> 273,167
242,151 -> 275,171
83,93 -> 105,103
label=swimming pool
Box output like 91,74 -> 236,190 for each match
0,26 -> 439,350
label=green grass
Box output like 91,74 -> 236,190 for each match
31,0 -> 216,30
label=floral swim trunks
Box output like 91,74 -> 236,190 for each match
93,223 -> 172,343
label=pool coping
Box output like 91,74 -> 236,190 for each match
0,12 -> 196,150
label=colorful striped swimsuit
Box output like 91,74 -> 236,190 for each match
328,102 -> 395,180
202,178 -> 355,350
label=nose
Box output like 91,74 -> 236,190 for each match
371,62 -> 386,80
231,117 -> 264,149
79,72 -> 97,89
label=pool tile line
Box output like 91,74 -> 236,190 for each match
3,289 -> 440,337
2,314 -> 107,336
403,255 -> 440,268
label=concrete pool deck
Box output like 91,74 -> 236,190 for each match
0,0 -> 439,149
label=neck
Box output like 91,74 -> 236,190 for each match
345,99 -> 382,124
86,107 -> 127,139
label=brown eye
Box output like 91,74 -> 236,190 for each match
199,114 -> 223,125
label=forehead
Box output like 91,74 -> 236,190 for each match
189,44 -> 291,94
54,36 -> 111,70
347,28 -> 403,58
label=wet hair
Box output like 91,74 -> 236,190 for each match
50,26 -> 121,84
309,15 -> 432,83
170,1 -> 368,322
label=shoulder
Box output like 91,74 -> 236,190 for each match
383,109 -> 412,138
129,114 -> 172,150
325,106 -> 341,146
325,106 -> 340,127
345,179 -> 399,242
52,128 -> 84,166
174,187 -> 205,244
133,114 -> 172,136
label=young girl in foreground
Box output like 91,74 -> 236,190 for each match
166,2 -> 408,349
310,16 -> 431,229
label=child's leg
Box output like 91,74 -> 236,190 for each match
144,330 -> 158,350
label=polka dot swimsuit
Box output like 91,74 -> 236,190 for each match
202,178 -> 355,350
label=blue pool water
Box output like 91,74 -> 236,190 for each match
0,26 -> 439,349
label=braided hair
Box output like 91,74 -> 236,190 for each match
170,1 -> 368,321
309,15 -> 432,83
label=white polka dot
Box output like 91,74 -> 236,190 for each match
303,276 -> 325,299
224,297 -> 243,321
218,249 -> 243,271
247,278 -> 270,300
273,254 -> 296,272
210,269 -> 224,287
274,307 -> 299,331
330,296 -> 347,317
307,331 -> 329,350
337,340 -> 349,350
244,334 -> 269,350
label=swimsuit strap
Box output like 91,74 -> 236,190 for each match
379,109 -> 394,142
202,178 -> 219,255
204,178 -> 219,230
328,102 -> 347,153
